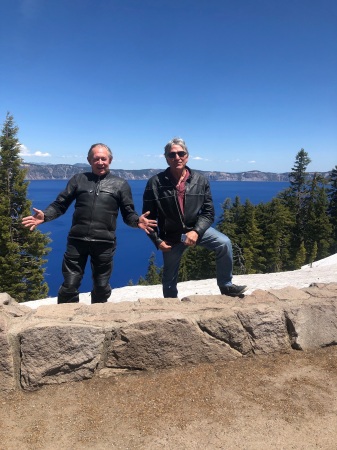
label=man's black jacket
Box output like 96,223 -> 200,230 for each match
43,171 -> 139,243
143,167 -> 215,248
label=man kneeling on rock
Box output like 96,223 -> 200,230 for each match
142,137 -> 247,299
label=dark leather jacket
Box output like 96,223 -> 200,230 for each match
43,171 -> 139,243
143,167 -> 215,248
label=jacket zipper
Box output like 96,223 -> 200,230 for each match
88,177 -> 100,238
95,178 -> 101,196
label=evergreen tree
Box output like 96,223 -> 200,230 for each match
137,276 -> 147,286
289,149 -> 312,195
178,247 -> 190,282
294,241 -> 306,268
278,149 -> 311,214
138,253 -> 162,285
236,199 -> 265,274
217,196 -> 246,273
304,173 -> 332,261
217,197 -> 240,240
308,241 -> 318,268
178,246 -> 215,281
256,199 -> 294,272
328,166 -> 337,253
278,149 -> 312,267
0,113 -> 50,302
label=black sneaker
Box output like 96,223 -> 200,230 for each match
220,284 -> 247,298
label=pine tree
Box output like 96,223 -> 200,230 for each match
328,166 -> 337,253
0,113 -> 50,302
304,173 -> 332,262
178,246 -> 215,281
309,241 -> 318,268
137,276 -> 147,286
145,253 -> 162,285
178,248 -> 190,282
256,199 -> 294,272
289,149 -> 312,195
217,197 -> 240,240
138,253 -> 162,285
278,149 -> 312,266
237,199 -> 265,274
294,241 -> 306,268
217,196 -> 246,273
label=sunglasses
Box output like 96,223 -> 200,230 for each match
167,151 -> 187,159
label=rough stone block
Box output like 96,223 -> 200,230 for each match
20,324 -> 105,390
236,305 -> 291,354
105,317 -> 239,370
0,314 -> 15,391
198,313 -> 253,355
268,287 -> 311,301
0,293 -> 17,306
285,301 -> 337,350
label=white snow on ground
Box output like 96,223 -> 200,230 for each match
24,253 -> 337,309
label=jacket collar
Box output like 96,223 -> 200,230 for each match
91,169 -> 111,181
164,166 -> 193,180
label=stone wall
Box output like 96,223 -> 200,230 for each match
1,283 -> 337,392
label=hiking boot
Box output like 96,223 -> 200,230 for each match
220,284 -> 247,298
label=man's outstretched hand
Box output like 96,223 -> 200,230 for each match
138,211 -> 157,234
22,208 -> 45,231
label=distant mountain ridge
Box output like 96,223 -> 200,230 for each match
22,163 -> 330,182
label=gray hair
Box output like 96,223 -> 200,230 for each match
87,143 -> 113,161
164,138 -> 189,156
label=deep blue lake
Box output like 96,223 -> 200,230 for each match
27,180 -> 289,297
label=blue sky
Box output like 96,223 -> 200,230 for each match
1,0 -> 336,173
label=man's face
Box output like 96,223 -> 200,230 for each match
165,144 -> 188,171
88,146 -> 112,176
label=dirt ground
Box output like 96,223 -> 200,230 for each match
1,346 -> 337,450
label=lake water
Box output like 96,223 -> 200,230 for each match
27,179 -> 289,296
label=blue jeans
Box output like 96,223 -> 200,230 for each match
162,227 -> 233,298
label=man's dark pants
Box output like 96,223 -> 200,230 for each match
58,238 -> 116,304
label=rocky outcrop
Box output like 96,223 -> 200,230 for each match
1,283 -> 337,391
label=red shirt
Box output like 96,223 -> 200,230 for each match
170,169 -> 190,216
